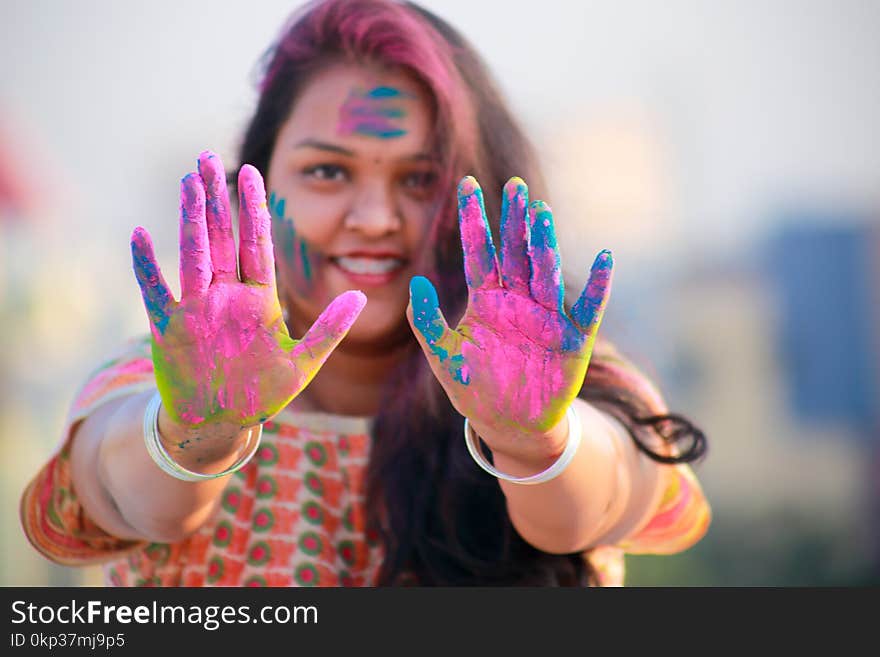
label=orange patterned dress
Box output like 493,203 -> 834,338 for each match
20,338 -> 710,587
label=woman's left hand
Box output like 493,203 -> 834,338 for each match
407,176 -> 613,464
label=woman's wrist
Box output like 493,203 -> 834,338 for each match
467,411 -> 570,477
94,391 -> 244,542
156,404 -> 257,473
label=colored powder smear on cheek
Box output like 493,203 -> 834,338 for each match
299,240 -> 311,282
268,191 -> 313,284
337,86 -> 412,139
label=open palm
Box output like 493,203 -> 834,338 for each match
408,176 -> 612,452
131,151 -> 365,428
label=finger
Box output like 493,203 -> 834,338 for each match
288,290 -> 367,374
527,200 -> 565,312
179,172 -> 211,298
238,164 -> 275,285
498,176 -> 531,295
407,275 -> 470,385
198,150 -> 237,281
131,226 -> 175,335
571,249 -> 613,337
458,176 -> 499,291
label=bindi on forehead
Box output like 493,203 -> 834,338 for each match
337,85 -> 415,139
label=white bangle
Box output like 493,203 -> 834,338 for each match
463,405 -> 582,485
143,391 -> 263,482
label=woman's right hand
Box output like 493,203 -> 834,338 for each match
131,151 -> 365,432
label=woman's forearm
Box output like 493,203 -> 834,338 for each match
70,388 -> 252,544
486,398 -> 665,554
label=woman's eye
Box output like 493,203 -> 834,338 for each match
402,171 -> 437,190
303,164 -> 348,181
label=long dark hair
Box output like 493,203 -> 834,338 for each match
237,0 -> 706,586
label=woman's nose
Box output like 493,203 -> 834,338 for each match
344,183 -> 402,236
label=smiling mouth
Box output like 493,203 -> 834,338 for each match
331,256 -> 407,275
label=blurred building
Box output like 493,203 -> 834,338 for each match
765,219 -> 879,436
765,218 -> 880,577
624,218 -> 880,585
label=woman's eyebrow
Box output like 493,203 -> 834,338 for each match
294,139 -> 435,163
293,139 -> 355,156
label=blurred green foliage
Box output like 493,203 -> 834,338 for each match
626,504 -> 879,586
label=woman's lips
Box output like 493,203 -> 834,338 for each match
330,255 -> 407,286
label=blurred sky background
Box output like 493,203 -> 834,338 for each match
2,0 -> 879,586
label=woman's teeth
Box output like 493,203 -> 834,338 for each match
335,256 -> 405,275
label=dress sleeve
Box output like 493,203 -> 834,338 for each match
583,339 -> 713,562
617,463 -> 712,555
19,336 -> 156,565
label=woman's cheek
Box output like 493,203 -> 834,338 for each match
401,200 -> 435,254
268,193 -> 327,300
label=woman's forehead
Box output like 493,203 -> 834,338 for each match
279,63 -> 432,148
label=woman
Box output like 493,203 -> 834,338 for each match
21,0 -> 710,586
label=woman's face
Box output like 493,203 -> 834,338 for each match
266,62 -> 438,350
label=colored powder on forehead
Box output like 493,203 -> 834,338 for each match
367,86 -> 404,98
337,86 -> 412,139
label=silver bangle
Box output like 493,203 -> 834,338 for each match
463,405 -> 582,485
143,391 -> 263,482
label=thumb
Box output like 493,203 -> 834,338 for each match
288,290 -> 367,374
407,276 -> 469,385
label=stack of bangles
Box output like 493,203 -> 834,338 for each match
143,391 -> 263,482
463,405 -> 582,485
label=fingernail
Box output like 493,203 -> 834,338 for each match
528,201 -> 556,249
504,176 -> 527,197
410,275 -> 438,307
457,175 -> 480,198
409,276 -> 441,340
593,249 -> 613,269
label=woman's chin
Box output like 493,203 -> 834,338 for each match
285,283 -> 414,351
340,307 -> 413,351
